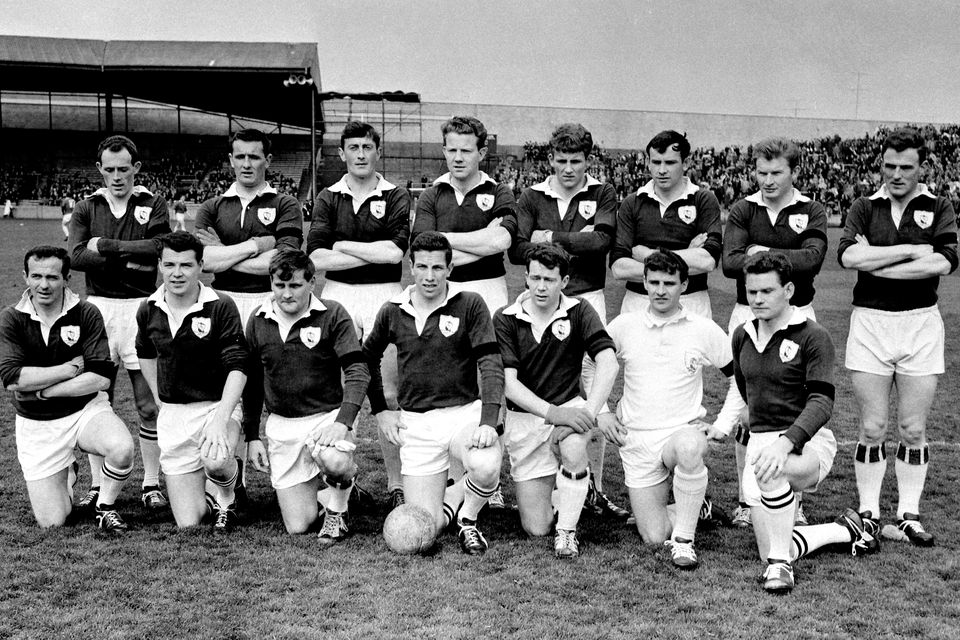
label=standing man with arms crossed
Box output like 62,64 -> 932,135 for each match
495,244 -> 618,558
610,130 -> 722,319
307,121 -> 410,509
719,137 -> 829,528
0,246 -> 134,530
137,232 -> 248,531
838,127 -> 958,547
730,253 -> 877,594
363,232 -> 505,555
194,129 -> 304,500
69,135 -> 170,512
243,250 -> 370,542
510,123 -> 627,520
412,115 -> 517,508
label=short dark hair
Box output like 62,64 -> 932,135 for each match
744,252 -> 793,286
549,123 -> 593,157
441,116 -> 487,149
340,121 -> 380,149
410,231 -> 453,266
269,249 -> 316,281
97,135 -> 139,164
24,245 -> 70,277
525,243 -> 571,278
230,128 -> 272,156
754,137 -> 801,171
646,130 -> 691,161
881,127 -> 927,164
159,231 -> 204,262
643,249 -> 688,282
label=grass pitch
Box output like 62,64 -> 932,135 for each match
1,220 -> 959,639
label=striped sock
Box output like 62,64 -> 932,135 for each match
555,466 -> 589,531
760,482 -> 795,562
324,475 -> 353,513
442,476 -> 464,528
206,461 -> 239,509
790,522 -> 849,560
854,442 -> 886,516
460,477 -> 496,523
138,422 -> 162,488
895,442 -> 929,519
98,460 -> 132,507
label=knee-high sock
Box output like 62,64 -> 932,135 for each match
555,466 -> 590,531
97,460 -> 132,507
734,423 -> 749,503
325,475 -> 353,513
138,422 -> 161,488
790,522 -> 850,560
442,476 -> 464,528
378,430 -> 403,493
672,467 -> 708,542
855,442 -> 886,516
760,482 -> 796,562
206,460 -> 239,508
88,453 -> 104,488
895,442 -> 929,518
460,476 -> 496,523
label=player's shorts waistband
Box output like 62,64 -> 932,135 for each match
852,304 -> 938,317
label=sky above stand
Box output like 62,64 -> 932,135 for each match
4,0 -> 958,123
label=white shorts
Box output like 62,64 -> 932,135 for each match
321,279 -> 403,340
577,289 -> 608,327
504,398 -> 586,482
398,400 -> 481,476
845,305 -> 944,376
741,428 -> 837,507
620,426 -> 682,489
452,276 -> 508,316
15,393 -> 113,482
621,289 -> 712,319
87,296 -> 143,370
727,302 -> 816,334
157,400 -> 242,476
264,411 -> 340,490
218,290 -> 271,331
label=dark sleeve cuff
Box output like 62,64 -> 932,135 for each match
335,402 -> 362,429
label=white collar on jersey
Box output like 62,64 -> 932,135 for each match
636,177 -> 699,204
741,306 -> 808,348
146,281 -> 220,316
15,287 -> 81,321
91,185 -> 153,200
328,173 -> 396,198
390,281 -> 466,317
638,304 -> 693,328
254,293 -> 326,322
501,290 -> 580,324
433,171 -> 497,191
222,182 -> 277,199
744,188 -> 810,208
530,174 -> 600,199
868,183 -> 934,201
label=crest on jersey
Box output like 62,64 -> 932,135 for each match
914,210 -> 933,229
476,194 -> 494,212
438,314 -> 460,337
788,213 -> 808,233
677,205 -> 697,224
133,206 -> 151,225
59,325 -> 80,347
300,326 -> 321,349
779,339 -> 799,363
191,317 -> 211,339
370,201 -> 386,219
683,350 -> 703,374
257,207 -> 276,225
551,319 -> 571,341
578,201 -> 596,219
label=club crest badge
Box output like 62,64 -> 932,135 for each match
578,201 -> 596,219
191,317 -> 211,339
300,326 -> 321,348
678,205 -> 697,224
133,206 -> 151,225
551,319 -> 571,341
257,207 -> 276,225
779,339 -> 799,363
370,201 -> 386,219
914,210 -> 933,229
60,325 -> 80,346
788,213 -> 808,233
476,194 -> 494,211
438,314 -> 460,337
683,350 -> 703,374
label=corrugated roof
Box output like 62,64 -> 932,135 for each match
103,40 -> 318,72
0,35 -> 103,67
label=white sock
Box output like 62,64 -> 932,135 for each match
139,422 -> 162,488
895,442 -> 929,518
672,467 -> 708,541
555,466 -> 589,531
760,481 -> 795,562
854,442 -> 886,516
97,461 -> 132,507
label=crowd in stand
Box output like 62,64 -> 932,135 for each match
493,123 -> 960,216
